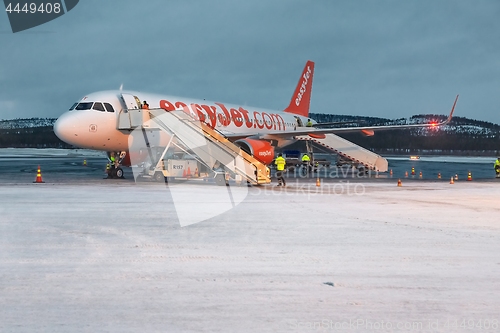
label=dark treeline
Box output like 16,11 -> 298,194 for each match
309,113 -> 500,155
0,126 -> 72,148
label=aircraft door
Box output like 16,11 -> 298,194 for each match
294,116 -> 303,127
120,93 -> 141,110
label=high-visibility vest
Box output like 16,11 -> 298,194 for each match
275,156 -> 286,171
302,155 -> 310,162
495,160 -> 500,168
306,121 -> 313,127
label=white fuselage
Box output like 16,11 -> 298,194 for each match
54,90 -> 313,151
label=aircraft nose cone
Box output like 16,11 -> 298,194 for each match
54,112 -> 79,145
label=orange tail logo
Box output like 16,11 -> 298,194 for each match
284,60 -> 315,117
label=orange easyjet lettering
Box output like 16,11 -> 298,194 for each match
160,99 -> 286,131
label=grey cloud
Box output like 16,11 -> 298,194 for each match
1,0 -> 499,123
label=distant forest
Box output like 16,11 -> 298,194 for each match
1,116 -> 499,155
0,126 -> 71,148
308,113 -> 500,155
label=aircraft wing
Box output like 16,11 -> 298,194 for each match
226,95 -> 458,140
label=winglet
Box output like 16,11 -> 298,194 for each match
284,60 -> 315,117
440,94 -> 458,125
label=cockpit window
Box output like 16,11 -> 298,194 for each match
69,102 -> 78,111
104,103 -> 115,112
92,102 -> 105,112
75,102 -> 94,110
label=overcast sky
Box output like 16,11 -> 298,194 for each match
1,1 -> 500,123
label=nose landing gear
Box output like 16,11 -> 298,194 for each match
105,151 -> 126,179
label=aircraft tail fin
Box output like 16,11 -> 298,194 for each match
284,60 -> 315,118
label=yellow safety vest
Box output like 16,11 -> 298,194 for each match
495,160 -> 500,168
302,155 -> 310,162
275,156 -> 286,171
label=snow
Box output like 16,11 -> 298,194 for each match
1,180 -> 499,332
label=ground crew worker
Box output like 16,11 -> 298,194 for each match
306,118 -> 313,127
495,157 -> 500,178
105,163 -> 111,178
109,154 -> 116,171
274,153 -> 286,186
142,101 -> 149,110
301,153 -> 311,174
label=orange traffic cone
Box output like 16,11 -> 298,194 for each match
390,169 -> 393,177
467,172 -> 472,181
316,177 -> 321,187
186,167 -> 191,178
450,177 -> 454,184
83,159 -> 87,166
405,171 -> 408,178
438,172 -> 441,179
33,165 -> 44,183
182,168 -> 187,177
419,171 -> 423,178
397,179 -> 402,187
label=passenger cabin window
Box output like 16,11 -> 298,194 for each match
69,102 -> 78,111
92,102 -> 105,112
75,102 -> 94,110
104,103 -> 115,112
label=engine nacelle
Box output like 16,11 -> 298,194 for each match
234,138 -> 275,165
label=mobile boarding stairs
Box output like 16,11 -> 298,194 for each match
118,108 -> 271,185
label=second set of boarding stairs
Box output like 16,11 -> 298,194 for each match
297,133 -> 388,172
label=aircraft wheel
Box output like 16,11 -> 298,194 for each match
115,167 -> 124,179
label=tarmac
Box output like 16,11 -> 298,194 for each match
1,149 -> 500,332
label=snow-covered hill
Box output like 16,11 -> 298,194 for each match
0,118 -> 56,129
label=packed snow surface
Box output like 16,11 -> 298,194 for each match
1,180 -> 499,332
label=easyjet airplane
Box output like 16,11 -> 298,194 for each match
54,61 -> 457,177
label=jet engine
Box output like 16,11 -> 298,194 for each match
234,138 -> 275,165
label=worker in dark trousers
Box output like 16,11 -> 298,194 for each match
301,153 -> 311,176
274,153 -> 286,186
